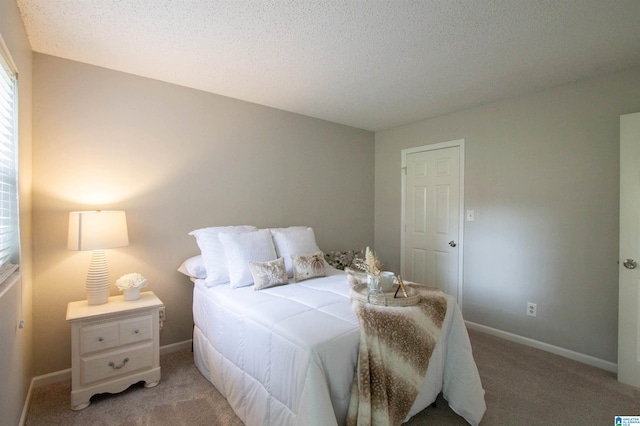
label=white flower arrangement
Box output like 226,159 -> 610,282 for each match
116,273 -> 148,291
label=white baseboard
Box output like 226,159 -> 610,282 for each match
160,339 -> 192,355
465,321 -> 617,373
19,378 -> 33,426
20,338 -> 193,426
31,368 -> 72,389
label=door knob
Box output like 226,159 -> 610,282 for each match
623,259 -> 638,269
449,241 -> 457,247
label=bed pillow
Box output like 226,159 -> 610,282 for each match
189,225 -> 257,286
270,227 -> 322,277
249,257 -> 289,291
292,251 -> 326,282
177,255 -> 207,279
219,229 -> 277,288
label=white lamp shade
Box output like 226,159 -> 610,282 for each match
68,210 -> 129,251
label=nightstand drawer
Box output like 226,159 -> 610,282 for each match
119,315 -> 152,345
81,343 -> 153,385
81,322 -> 119,354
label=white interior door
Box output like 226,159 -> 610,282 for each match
402,143 -> 462,301
618,112 -> 640,387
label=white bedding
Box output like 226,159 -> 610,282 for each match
192,267 -> 485,425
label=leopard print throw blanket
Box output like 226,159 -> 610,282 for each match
346,285 -> 447,426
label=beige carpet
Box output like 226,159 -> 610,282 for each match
26,349 -> 243,426
26,329 -> 640,425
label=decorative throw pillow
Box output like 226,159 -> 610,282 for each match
188,225 -> 257,286
270,227 -> 322,277
218,229 -> 277,288
249,257 -> 289,291
292,251 -> 326,282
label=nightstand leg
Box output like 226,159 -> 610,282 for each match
144,380 -> 160,388
71,401 -> 91,411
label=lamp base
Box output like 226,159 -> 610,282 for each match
86,250 -> 110,305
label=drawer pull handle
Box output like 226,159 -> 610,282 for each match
98,337 -> 104,342
134,330 -> 139,334
108,358 -> 129,370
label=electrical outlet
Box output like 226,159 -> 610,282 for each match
159,306 -> 166,321
527,302 -> 537,317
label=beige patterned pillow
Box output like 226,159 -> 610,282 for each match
292,251 -> 326,282
249,257 -> 289,290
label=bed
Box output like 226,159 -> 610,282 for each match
181,225 -> 486,425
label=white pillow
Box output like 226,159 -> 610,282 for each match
219,229 -> 277,288
270,227 -> 322,277
188,225 -> 257,285
177,255 -> 206,279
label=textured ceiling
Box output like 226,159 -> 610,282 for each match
16,0 -> 640,131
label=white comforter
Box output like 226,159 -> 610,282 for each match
192,268 -> 485,425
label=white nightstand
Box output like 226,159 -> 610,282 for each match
66,291 -> 163,410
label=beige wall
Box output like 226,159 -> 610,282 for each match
0,0 -> 33,423
375,66 -> 640,363
32,54 -> 374,375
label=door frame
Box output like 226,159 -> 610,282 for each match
618,112 -> 640,386
401,139 -> 465,306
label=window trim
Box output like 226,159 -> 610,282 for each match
0,33 -> 18,75
0,31 -> 20,290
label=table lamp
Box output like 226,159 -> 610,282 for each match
68,210 -> 129,305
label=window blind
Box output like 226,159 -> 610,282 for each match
0,45 -> 19,277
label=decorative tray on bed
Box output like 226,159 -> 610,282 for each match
350,283 -> 422,307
